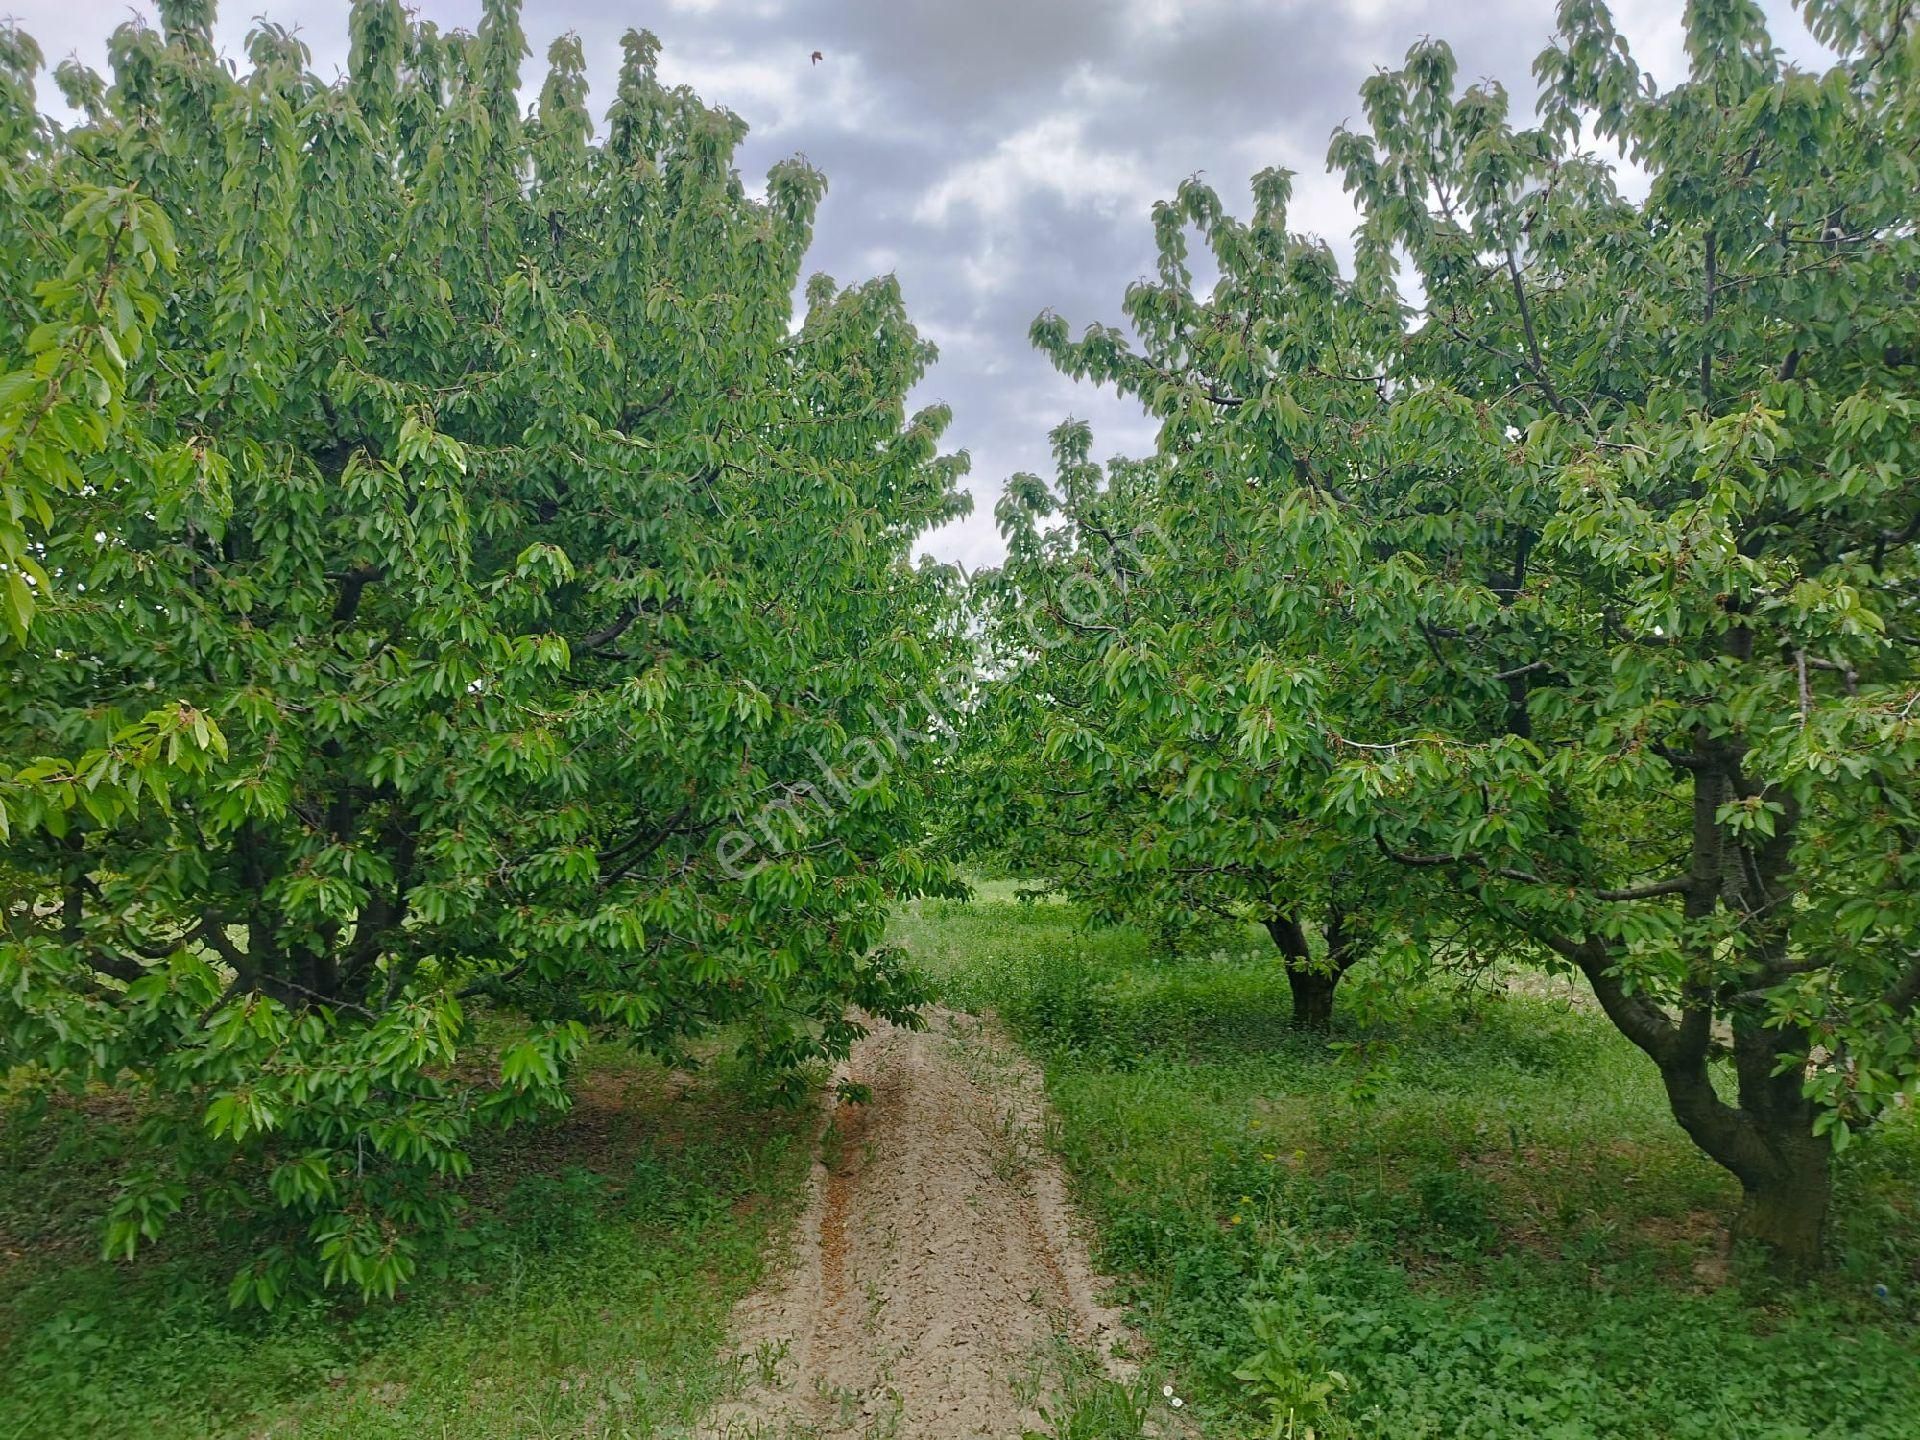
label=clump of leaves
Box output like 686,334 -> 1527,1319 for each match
1233,1281 -> 1352,1440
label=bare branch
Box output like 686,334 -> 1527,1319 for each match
1594,875 -> 1692,902
1492,659 -> 1550,683
1504,247 -> 1566,415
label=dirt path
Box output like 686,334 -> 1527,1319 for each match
700,1009 -> 1133,1439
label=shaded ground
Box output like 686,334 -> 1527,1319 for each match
702,1009 -> 1134,1439
901,893 -> 1920,1440
0,1037 -> 814,1440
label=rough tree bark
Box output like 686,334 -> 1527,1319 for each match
1265,904 -> 1360,1033
1556,732 -> 1834,1276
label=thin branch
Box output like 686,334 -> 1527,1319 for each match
1492,659 -> 1550,683
1701,228 -> 1717,407
1326,729 -> 1438,753
1885,953 -> 1920,1016
1504,246 -> 1566,415
1594,875 -> 1692,901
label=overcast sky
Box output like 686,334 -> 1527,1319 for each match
10,1 -> 1831,569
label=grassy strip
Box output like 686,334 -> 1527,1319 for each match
0,1041 -> 812,1440
896,892 -> 1920,1440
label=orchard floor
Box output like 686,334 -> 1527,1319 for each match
699,1010 -> 1148,1439
896,885 -> 1920,1440
8,890 -> 1918,1439
0,1036 -> 819,1440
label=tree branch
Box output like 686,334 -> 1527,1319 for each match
330,566 -> 384,625
1543,932 -> 1685,1062
1885,952 -> 1920,1017
578,606 -> 643,653
1492,659 -> 1549,683
1504,247 -> 1566,414
1701,228 -> 1717,407
1594,875 -> 1692,901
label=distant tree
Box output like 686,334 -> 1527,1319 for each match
0,0 -> 967,1303
963,423 -> 1420,1030
1030,0 -> 1920,1272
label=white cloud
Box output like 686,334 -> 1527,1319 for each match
658,42 -> 877,139
1060,61 -> 1146,109
1121,0 -> 1240,41
914,113 -> 1156,227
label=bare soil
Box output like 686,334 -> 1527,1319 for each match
700,1009 -> 1131,1439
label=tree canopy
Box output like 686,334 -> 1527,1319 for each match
960,421 -> 1425,1028
996,0 -> 1920,1271
0,0 -> 967,1302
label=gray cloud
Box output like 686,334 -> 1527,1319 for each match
11,0 -> 1831,568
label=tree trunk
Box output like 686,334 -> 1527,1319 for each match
1644,735 -> 1832,1275
1264,911 -> 1348,1032
1655,1045 -> 1833,1277
1285,964 -> 1338,1032
1733,1137 -> 1830,1278
1569,928 -> 1837,1277
1728,1012 -> 1833,1277
1523,720 -> 1845,1277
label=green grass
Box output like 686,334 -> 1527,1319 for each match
0,1038 -> 813,1440
10,896 -> 1916,1440
894,891 -> 1920,1440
